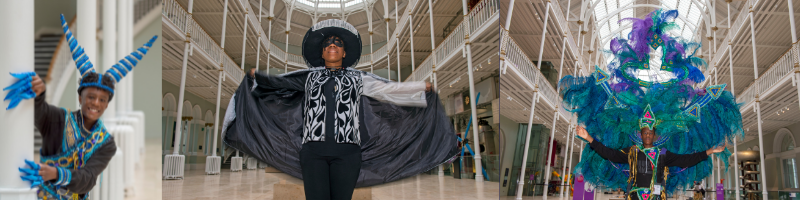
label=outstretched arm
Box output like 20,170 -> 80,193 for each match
576,126 -> 628,163
361,74 -> 430,107
249,68 -> 306,91
664,145 -> 722,167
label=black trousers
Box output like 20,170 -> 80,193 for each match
300,148 -> 362,200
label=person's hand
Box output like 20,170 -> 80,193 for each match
38,164 -> 58,181
425,82 -> 433,92
706,144 -> 725,155
575,126 -> 593,143
31,75 -> 45,96
249,68 -> 256,78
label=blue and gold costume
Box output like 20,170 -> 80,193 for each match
6,14 -> 157,200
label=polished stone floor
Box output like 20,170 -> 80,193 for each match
125,138 -> 163,200
162,166 -> 500,200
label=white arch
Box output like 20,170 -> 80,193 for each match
192,105 -> 202,121
204,110 -> 214,123
181,101 -> 193,117
774,128 -> 796,154
162,93 -> 176,112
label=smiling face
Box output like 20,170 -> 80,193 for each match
640,127 -> 656,145
78,87 -> 110,122
321,36 -> 346,66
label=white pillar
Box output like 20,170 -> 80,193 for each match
266,16 -> 272,74
171,0 -> 194,155
78,0 -> 98,108
126,0 -> 134,112
504,0 -> 516,28
515,91 -> 539,199
104,0 -> 117,119
0,0 -> 37,199
543,109 -> 558,200
395,0 -> 401,82
254,0 -> 263,72
408,15 -> 416,71
733,135 -> 740,200
754,98 -> 768,198
428,0 -> 438,91
461,0 -> 482,183
387,18 -> 392,80
117,0 -> 128,114
240,7 -> 249,70
727,2 -> 735,97
789,0 -> 797,43
749,12 -> 758,80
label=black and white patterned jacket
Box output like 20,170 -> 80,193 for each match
251,67 -> 427,145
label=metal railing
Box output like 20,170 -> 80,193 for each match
503,30 -> 562,110
736,41 -> 797,106
550,1 -> 586,74
163,0 -> 243,81
406,0 -> 498,82
135,0 -> 162,22
712,0 -> 754,65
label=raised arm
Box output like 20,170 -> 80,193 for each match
250,69 -> 306,91
32,75 -> 66,137
576,126 -> 628,163
361,74 -> 429,107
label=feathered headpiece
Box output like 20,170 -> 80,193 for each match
60,14 -> 157,98
559,9 -> 742,194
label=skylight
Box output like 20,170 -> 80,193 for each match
595,0 -> 707,79
294,0 -> 369,11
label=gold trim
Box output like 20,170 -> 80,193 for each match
707,36 -> 713,40
712,26 -> 718,31
285,31 -> 290,34
268,16 -> 273,20
182,116 -> 194,121
369,31 -> 374,35
576,20 -> 583,25
580,31 -> 587,35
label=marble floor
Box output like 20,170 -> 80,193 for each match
162,167 -> 500,200
125,138 -> 163,200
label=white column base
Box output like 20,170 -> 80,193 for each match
0,188 -> 37,200
438,165 -> 444,176
258,162 -> 268,169
205,156 -> 221,175
230,157 -> 243,172
163,154 -> 185,179
246,157 -> 258,170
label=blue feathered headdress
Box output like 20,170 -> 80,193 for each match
558,9 -> 743,194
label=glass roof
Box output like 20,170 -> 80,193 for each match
594,0 -> 706,82
293,0 -> 371,12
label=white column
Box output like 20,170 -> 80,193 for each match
789,0 -> 797,43
395,0 -> 401,82
408,15 -> 416,71
733,136 -> 740,200
754,97 -> 768,198
382,0 -> 390,79
504,0 -> 515,28
171,0 -> 194,155
103,0 -> 118,118
536,4 -> 553,197
559,122 -> 574,199
255,0 -> 263,71
266,16 -> 272,74
727,2 -> 735,97
240,7 -> 249,70
749,11 -> 758,80
284,31 -> 289,72
542,109 -> 558,200
428,0 -> 438,91
127,0 -> 134,112
78,0 -> 98,108
515,91 -> 539,199
116,0 -> 127,114
0,1 -> 37,199
461,0 -> 482,183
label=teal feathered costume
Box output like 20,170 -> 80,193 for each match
558,9 -> 743,197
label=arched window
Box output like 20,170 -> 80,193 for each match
777,129 -> 798,188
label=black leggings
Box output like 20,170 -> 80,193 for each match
300,148 -> 362,200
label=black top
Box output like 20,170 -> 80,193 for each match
35,92 -> 117,196
303,69 -> 361,156
589,140 -> 707,188
253,69 -> 360,156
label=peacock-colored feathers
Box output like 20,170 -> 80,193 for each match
558,9 -> 744,194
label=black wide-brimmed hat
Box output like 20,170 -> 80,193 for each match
302,19 -> 362,68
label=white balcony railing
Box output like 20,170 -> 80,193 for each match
712,0 -> 755,65
163,0 -> 243,81
736,41 -> 797,106
406,0 -> 498,82
550,1 -> 587,74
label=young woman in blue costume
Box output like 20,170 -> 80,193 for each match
6,14 -> 157,200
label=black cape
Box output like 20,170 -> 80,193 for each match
222,74 -> 459,187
